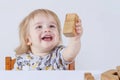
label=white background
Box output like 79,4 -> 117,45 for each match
0,71 -> 101,80
0,0 -> 120,71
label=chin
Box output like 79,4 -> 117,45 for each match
43,44 -> 54,50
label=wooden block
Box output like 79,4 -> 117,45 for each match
63,21 -> 76,37
5,66 -> 11,70
65,13 -> 78,21
11,58 -> 16,70
68,61 -> 75,70
85,72 -> 92,77
84,72 -> 95,80
101,69 -> 119,80
63,13 -> 79,37
5,56 -> 11,70
87,77 -> 94,80
116,66 -> 120,79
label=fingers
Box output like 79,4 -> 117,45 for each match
76,19 -> 82,27
76,26 -> 83,35
75,19 -> 83,35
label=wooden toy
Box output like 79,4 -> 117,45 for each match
5,56 -> 11,70
63,13 -> 79,37
68,61 -> 75,70
84,72 -> 95,80
5,56 -> 16,70
101,69 -> 119,80
116,66 -> 120,79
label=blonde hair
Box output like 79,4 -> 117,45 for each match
15,9 -> 62,55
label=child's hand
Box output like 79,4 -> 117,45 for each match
69,19 -> 83,41
75,19 -> 83,38
63,19 -> 83,62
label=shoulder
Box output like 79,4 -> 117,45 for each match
55,45 -> 65,51
52,45 -> 65,56
15,53 -> 31,61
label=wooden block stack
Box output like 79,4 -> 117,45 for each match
84,72 -> 95,80
68,61 -> 75,70
63,13 -> 79,37
5,56 -> 16,70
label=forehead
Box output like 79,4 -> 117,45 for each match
31,14 -> 57,24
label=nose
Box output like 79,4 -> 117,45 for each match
44,27 -> 51,33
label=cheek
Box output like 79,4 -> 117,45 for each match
31,31 -> 41,37
28,32 -> 39,42
46,28 -> 60,42
54,30 -> 59,37
55,32 -> 60,41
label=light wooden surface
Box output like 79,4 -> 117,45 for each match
63,13 -> 79,37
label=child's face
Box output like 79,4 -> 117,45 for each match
28,14 -> 60,52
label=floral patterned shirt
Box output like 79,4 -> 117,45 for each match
14,45 -> 71,70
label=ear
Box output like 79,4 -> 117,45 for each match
27,41 -> 32,45
26,37 -> 32,46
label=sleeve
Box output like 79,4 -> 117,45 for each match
13,54 -> 30,71
59,46 -> 74,65
55,45 -> 74,69
13,56 -> 24,70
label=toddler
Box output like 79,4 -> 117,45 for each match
14,9 -> 83,70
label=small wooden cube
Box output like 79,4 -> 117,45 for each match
68,61 -> 75,70
5,56 -> 12,70
84,72 -> 95,80
65,14 -> 78,21
63,13 -> 79,37
101,69 -> 119,80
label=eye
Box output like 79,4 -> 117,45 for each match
36,25 -> 42,29
49,25 -> 56,28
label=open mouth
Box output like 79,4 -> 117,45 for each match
41,35 -> 53,41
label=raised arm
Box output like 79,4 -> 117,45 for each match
62,18 -> 83,62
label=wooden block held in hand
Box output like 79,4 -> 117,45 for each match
101,69 -> 119,80
65,14 -> 78,21
63,13 -> 79,37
